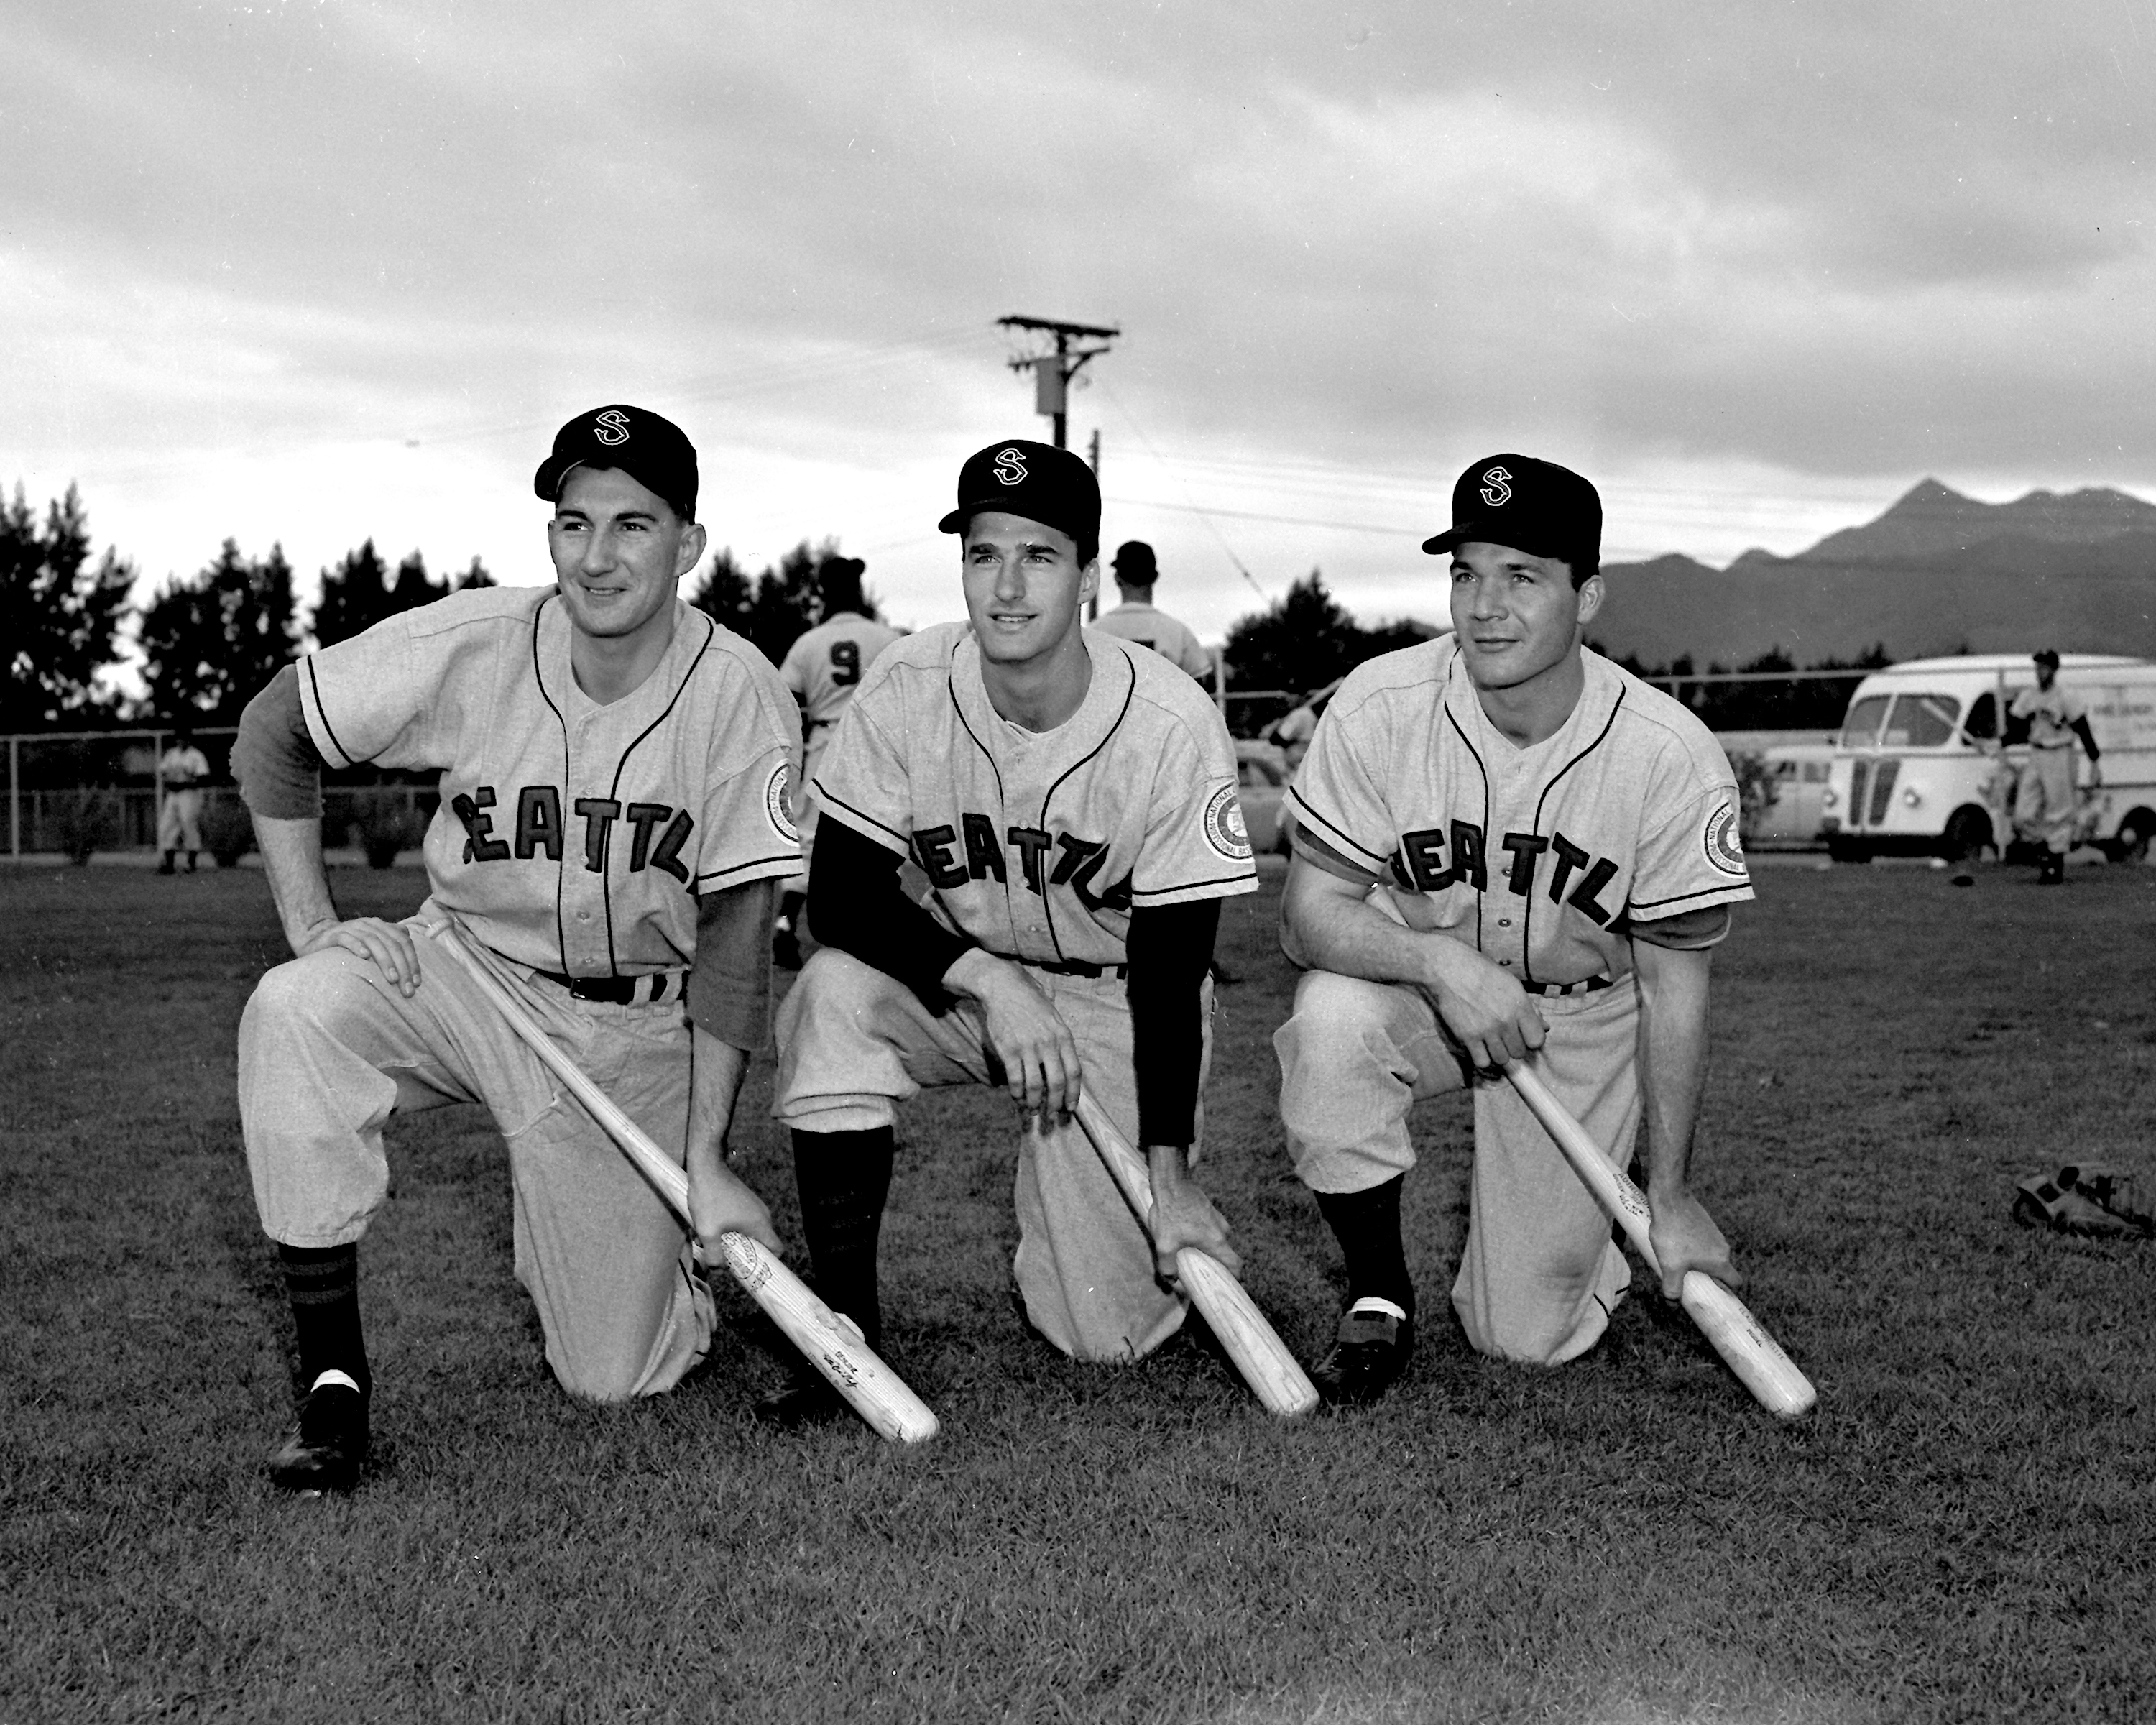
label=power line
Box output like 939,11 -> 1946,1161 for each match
1097,381 -> 1270,602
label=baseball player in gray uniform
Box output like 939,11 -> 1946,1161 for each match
1273,454 -> 1752,1402
1089,540 -> 1214,681
2009,649 -> 2101,884
758,440 -> 1258,1424
156,730 -> 211,873
231,405 -> 800,1491
772,555 -> 903,966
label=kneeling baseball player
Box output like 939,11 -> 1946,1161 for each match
232,406 -> 798,1491
1273,454 -> 1754,1402
760,439 -> 1258,1423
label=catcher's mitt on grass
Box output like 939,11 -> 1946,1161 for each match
2012,1164 -> 2155,1239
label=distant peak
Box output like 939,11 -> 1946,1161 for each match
1885,477 -> 1972,512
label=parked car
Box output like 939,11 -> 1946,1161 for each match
1235,738 -> 1294,855
1749,742 -> 1835,846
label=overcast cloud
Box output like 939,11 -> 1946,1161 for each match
5,1 -> 2152,643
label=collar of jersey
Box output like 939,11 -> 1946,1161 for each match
538,594 -> 705,719
952,627 -> 1135,763
1442,638 -> 1619,762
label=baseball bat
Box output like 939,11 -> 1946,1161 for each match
430,921 -> 939,1444
1503,1060 -> 1815,1421
1070,1090 -> 1319,1418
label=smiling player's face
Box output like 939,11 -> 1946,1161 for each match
960,511 -> 1097,669
547,466 -> 706,650
1449,541 -> 1603,696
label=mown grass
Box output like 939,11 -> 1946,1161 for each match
3,857 -> 2153,1724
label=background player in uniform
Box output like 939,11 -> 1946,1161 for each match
1267,680 -> 1340,775
231,405 -> 798,1491
758,440 -> 1258,1424
1089,540 -> 1214,681
1273,454 -> 1751,1402
2009,648 -> 2101,884
772,554 -> 903,966
156,728 -> 211,873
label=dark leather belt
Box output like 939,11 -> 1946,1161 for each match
533,970 -> 683,1006
1525,975 -> 1613,998
999,952 -> 1129,980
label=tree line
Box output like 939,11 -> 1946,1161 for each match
6,477 -> 1873,739
0,482 -> 868,732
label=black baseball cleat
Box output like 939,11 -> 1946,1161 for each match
752,1373 -> 848,1430
267,1381 -> 368,1494
1309,1304 -> 1415,1407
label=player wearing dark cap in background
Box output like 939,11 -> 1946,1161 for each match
2009,649 -> 2101,885
1273,454 -> 1754,1402
773,554 -> 903,966
1089,540 -> 1215,681
230,405 -> 798,1491
758,439 -> 1258,1424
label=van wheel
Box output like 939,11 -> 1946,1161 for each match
2112,814 -> 2153,865
1827,835 -> 1871,865
1941,807 -> 1990,864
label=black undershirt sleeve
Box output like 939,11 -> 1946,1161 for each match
806,817 -> 974,1004
232,663 -> 327,819
2072,714 -> 2101,761
1125,898 -> 1220,1149
688,880 -> 775,1052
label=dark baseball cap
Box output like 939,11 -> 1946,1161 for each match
938,439 -> 1100,556
1112,540 -> 1157,580
534,405 -> 699,522
2033,648 -> 2060,668
1422,453 -> 1600,573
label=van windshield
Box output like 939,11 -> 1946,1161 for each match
1885,694 -> 1961,748
1839,694 -> 1890,748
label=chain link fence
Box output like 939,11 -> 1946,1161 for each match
1,727 -> 435,865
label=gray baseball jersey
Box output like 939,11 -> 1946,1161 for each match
779,611 -> 906,732
1089,602 -> 1212,680
296,586 -> 802,975
1287,636 -> 1752,987
2009,681 -> 2088,749
810,622 -> 1258,965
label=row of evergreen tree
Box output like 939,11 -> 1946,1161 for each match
0,483 -> 862,730
6,477 -> 1873,739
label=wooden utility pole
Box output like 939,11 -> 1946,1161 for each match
997,315 -> 1119,449
1087,428 -> 1102,619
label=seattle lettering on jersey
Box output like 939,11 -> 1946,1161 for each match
450,783 -> 696,883
911,814 -> 1133,912
1388,820 -> 1621,925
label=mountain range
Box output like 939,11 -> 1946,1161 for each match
1584,479 -> 2156,668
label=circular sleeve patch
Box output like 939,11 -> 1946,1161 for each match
1203,783 -> 1253,861
1703,799 -> 1745,875
766,762 -> 801,844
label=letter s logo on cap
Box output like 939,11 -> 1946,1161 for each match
594,410 -> 631,447
1479,466 -> 1513,508
992,446 -> 1028,486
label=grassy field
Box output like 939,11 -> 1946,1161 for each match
4,857 -> 2154,1724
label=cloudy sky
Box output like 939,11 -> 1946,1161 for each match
6,1 -> 2153,648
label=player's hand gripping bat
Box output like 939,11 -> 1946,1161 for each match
431,921 -> 939,1444
1503,1059 -> 1815,1420
1070,1090 -> 1319,1418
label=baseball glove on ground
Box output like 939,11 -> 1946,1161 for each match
2012,1164 -> 2155,1238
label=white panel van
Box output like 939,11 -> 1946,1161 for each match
1822,654 -> 2156,863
